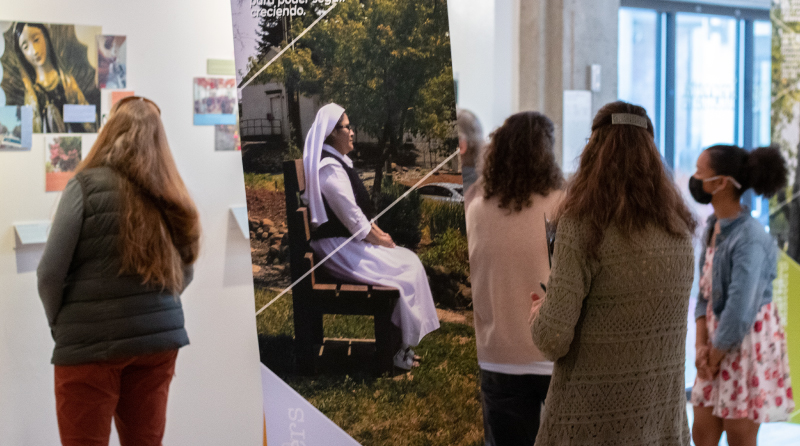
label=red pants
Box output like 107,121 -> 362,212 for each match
54,350 -> 178,446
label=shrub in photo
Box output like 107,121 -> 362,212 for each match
376,177 -> 422,248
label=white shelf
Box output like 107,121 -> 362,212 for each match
14,221 -> 51,245
229,205 -> 250,239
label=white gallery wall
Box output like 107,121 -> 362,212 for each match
448,0 -> 519,137
0,1 -> 264,445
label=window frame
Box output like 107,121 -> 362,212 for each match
620,0 -> 769,169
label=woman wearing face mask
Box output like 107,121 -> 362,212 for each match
689,145 -> 794,446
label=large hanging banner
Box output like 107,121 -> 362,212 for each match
774,251 -> 800,423
228,1 -> 478,444
772,0 -> 800,424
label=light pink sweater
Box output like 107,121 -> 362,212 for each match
466,189 -> 563,366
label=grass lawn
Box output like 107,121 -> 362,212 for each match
254,287 -> 484,446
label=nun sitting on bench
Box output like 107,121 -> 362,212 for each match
302,103 -> 440,370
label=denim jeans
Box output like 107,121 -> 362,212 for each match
480,368 -> 551,446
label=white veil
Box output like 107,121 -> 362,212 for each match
302,103 -> 345,228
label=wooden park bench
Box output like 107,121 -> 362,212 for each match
282,159 -> 401,374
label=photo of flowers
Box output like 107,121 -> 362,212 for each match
231,0 -> 471,444
45,135 -> 81,191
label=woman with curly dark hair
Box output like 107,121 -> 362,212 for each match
529,101 -> 696,445
466,111 -> 563,446
688,145 -> 794,446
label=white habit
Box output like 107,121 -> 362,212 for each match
307,145 -> 440,347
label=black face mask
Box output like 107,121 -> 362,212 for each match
688,176 -> 713,204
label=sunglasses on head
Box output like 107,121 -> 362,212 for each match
115,95 -> 161,114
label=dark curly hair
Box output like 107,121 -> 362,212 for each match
558,101 -> 696,258
482,111 -> 563,212
705,144 -> 787,197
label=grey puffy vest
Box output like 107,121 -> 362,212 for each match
51,166 -> 190,365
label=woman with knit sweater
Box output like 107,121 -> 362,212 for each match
529,101 -> 696,445
466,111 -> 563,446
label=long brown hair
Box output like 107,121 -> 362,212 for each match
558,101 -> 695,257
76,97 -> 200,292
482,111 -> 563,211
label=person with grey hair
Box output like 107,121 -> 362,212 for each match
457,108 -> 484,200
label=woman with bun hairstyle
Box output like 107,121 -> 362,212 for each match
689,145 -> 794,446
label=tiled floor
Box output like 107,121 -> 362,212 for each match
686,404 -> 800,445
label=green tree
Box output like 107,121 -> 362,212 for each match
305,0 -> 455,196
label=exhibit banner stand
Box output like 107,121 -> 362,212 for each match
260,364 -> 359,446
774,251 -> 800,424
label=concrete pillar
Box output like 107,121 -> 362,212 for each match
493,0 -> 521,128
518,0 -> 620,165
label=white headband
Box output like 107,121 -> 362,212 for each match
611,113 -> 648,129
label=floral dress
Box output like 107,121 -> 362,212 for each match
690,247 -> 795,422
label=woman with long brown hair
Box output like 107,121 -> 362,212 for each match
529,101 -> 696,445
37,96 -> 200,446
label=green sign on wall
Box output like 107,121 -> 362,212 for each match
774,251 -> 800,424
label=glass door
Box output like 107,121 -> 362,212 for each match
674,12 -> 738,206
618,8 -> 659,128
675,13 -> 738,388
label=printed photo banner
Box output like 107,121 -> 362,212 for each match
228,1 -> 472,444
193,77 -> 236,125
772,0 -> 800,424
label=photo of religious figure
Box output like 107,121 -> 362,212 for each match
231,1 -> 473,444
193,77 -> 236,125
0,22 -> 101,133
97,35 -> 126,89
45,135 -> 81,191
0,105 -> 32,150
